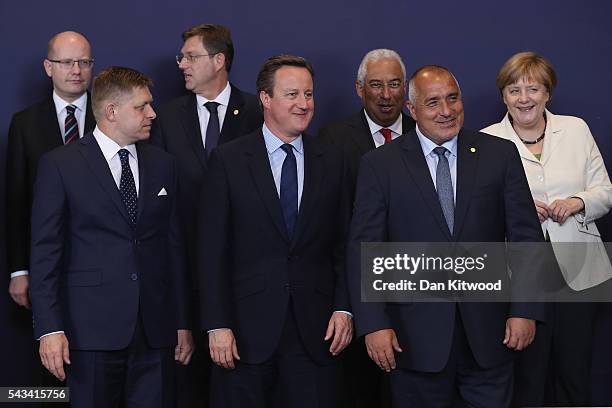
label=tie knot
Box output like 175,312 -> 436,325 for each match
280,144 -> 294,155
204,101 -> 219,113
66,104 -> 76,115
118,149 -> 130,163
433,146 -> 448,157
380,128 -> 392,143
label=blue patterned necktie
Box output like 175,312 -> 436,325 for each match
64,104 -> 79,144
118,149 -> 138,226
433,146 -> 454,234
204,101 -> 220,158
279,144 -> 298,238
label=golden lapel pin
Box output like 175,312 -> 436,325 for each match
233,109 -> 239,115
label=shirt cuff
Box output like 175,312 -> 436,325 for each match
334,310 -> 353,318
207,328 -> 230,334
11,270 -> 29,278
38,331 -> 64,341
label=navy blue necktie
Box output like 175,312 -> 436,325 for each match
279,144 -> 298,238
118,149 -> 138,227
204,101 -> 220,158
433,146 -> 454,234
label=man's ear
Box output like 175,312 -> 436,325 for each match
43,59 -> 53,78
259,91 -> 271,110
105,102 -> 117,122
355,81 -> 364,100
406,99 -> 417,121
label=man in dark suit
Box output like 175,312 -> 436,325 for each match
7,31 -> 96,308
150,25 -> 262,406
318,48 -> 415,408
318,48 -> 415,188
29,67 -> 193,408
199,55 -> 353,408
347,66 -> 545,407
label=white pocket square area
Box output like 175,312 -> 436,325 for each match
158,187 -> 168,196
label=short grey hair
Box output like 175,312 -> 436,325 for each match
356,49 -> 406,85
408,65 -> 461,104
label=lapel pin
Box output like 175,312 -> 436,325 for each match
233,109 -> 239,116
470,147 -> 476,153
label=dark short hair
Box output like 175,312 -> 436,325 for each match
92,66 -> 152,118
496,51 -> 557,97
256,54 -> 314,97
182,24 -> 234,72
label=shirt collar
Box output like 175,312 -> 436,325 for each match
195,81 -> 231,108
53,91 -> 87,115
92,126 -> 138,162
415,124 -> 458,158
262,123 -> 304,155
363,109 -> 403,136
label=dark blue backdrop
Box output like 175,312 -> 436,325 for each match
1,0 -> 611,395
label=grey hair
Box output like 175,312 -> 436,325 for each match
408,65 -> 461,104
356,49 -> 406,85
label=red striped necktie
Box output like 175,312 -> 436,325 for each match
64,104 -> 79,144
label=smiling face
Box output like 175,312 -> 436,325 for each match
502,77 -> 549,129
407,69 -> 464,144
260,66 -> 314,142
112,86 -> 157,145
356,58 -> 406,127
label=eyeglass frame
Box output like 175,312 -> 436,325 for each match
175,52 -> 220,65
46,58 -> 95,69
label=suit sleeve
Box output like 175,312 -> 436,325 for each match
168,159 -> 192,329
198,150 -> 235,331
346,156 -> 392,337
6,113 -> 30,274
332,152 -> 352,311
571,121 -> 612,223
29,154 -> 67,339
502,142 -> 548,321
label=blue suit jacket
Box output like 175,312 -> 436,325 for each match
347,128 -> 546,372
29,133 -> 190,350
198,130 -> 351,365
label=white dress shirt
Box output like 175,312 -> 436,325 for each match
53,91 -> 87,141
196,82 -> 231,149
363,110 -> 404,148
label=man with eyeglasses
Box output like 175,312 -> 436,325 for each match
317,48 -> 415,408
150,23 -> 262,408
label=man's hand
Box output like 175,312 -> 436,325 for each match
548,198 -> 584,224
503,317 -> 536,351
8,275 -> 30,308
39,333 -> 70,381
324,312 -> 353,356
364,329 -> 402,372
175,329 -> 195,365
534,200 -> 550,223
208,329 -> 240,369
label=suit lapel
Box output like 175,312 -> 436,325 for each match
401,131 -> 452,240
135,143 -> 148,227
181,95 -> 208,170
350,111 -> 376,154
219,84 -> 245,144
246,131 -> 290,242
453,129 -> 479,240
539,110 -> 562,166
43,97 -> 64,147
84,93 -> 96,133
291,136 -> 323,247
78,134 -> 133,226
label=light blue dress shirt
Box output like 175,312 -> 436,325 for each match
415,125 -> 458,202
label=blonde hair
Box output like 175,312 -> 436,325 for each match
496,51 -> 557,96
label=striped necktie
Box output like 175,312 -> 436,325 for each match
64,104 -> 79,144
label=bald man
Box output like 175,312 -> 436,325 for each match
7,31 -> 96,308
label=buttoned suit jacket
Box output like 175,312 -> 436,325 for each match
318,110 -> 415,189
5,95 -> 96,274
150,84 -> 262,289
347,128 -> 546,372
198,129 -> 351,365
29,133 -> 190,350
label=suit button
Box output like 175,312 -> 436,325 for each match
131,273 -> 138,281
284,283 -> 291,291
133,239 -> 139,245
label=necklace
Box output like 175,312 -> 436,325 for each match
509,112 -> 547,145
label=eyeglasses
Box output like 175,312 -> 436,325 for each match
175,52 -> 219,64
367,80 -> 403,90
47,59 -> 95,69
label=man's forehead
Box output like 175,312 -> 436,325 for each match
366,59 -> 402,78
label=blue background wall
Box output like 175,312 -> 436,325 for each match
1,0 -> 611,393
